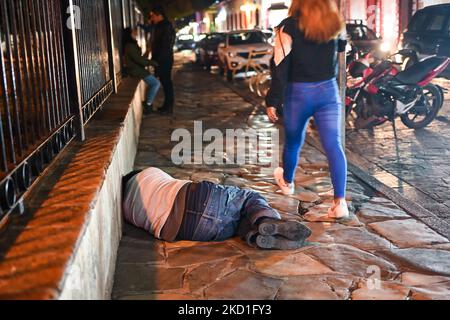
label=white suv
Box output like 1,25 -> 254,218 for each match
218,30 -> 273,81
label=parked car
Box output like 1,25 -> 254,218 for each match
175,34 -> 195,51
195,33 -> 226,70
346,20 -> 387,63
402,4 -> 450,78
217,30 -> 273,81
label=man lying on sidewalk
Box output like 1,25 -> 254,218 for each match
122,167 -> 312,250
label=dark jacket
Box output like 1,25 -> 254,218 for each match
124,42 -> 155,79
151,19 -> 175,64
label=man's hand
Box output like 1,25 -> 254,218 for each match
267,107 -> 279,123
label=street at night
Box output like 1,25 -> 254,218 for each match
0,0 -> 449,306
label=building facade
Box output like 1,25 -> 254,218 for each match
213,0 -> 293,32
345,0 -> 450,50
202,0 -> 450,49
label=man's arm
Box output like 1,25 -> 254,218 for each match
265,26 -> 292,112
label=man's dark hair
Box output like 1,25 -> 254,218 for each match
150,5 -> 166,18
122,170 -> 143,201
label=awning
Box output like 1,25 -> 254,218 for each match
268,3 -> 289,11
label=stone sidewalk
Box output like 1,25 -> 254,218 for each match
111,54 -> 450,300
345,78 -> 450,225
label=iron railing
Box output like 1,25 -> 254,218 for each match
73,0 -> 113,124
0,0 -> 143,224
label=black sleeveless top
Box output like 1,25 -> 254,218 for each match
280,17 -> 345,82
265,17 -> 346,109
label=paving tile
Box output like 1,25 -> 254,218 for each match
304,244 -> 398,280
112,265 -> 185,297
250,252 -> 334,277
116,240 -> 165,265
358,202 -> 411,223
385,248 -> 450,276
351,281 -> 410,300
167,243 -> 242,268
369,219 -> 449,248
277,275 -> 356,300
326,227 -> 395,251
204,270 -> 282,300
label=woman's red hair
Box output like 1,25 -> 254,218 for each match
289,0 -> 345,43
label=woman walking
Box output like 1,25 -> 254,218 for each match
123,28 -> 160,114
266,0 -> 349,219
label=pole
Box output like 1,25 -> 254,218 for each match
66,0 -> 85,141
337,0 -> 347,149
105,0 -> 118,93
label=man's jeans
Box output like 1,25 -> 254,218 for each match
177,182 -> 281,242
143,74 -> 161,105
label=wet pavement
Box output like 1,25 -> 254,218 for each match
227,66 -> 450,235
345,78 -> 450,225
112,53 -> 450,300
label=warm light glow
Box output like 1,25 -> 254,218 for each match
217,7 -> 227,22
240,3 -> 256,13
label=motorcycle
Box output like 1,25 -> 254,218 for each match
346,49 -> 449,132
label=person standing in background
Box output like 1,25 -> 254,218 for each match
149,5 -> 176,115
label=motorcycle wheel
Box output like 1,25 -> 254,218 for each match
401,84 -> 441,129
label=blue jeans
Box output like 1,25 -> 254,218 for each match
143,74 -> 161,105
177,182 -> 281,242
283,79 -> 347,198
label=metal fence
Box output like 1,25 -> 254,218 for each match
73,0 -> 114,124
0,0 -> 143,224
